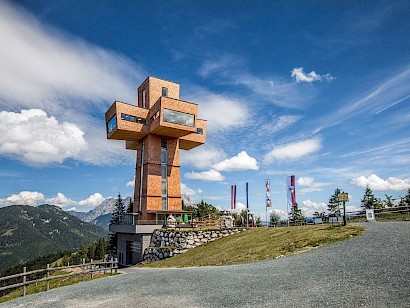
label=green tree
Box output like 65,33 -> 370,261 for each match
289,204 -> 305,221
403,188 -> 410,206
111,193 -> 125,224
126,198 -> 134,213
361,186 -> 380,209
383,195 -> 395,208
328,188 -> 341,216
270,211 -> 281,223
108,194 -> 125,257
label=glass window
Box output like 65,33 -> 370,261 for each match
161,165 -> 167,178
161,148 -> 167,163
163,109 -> 195,127
107,115 -> 117,133
161,180 -> 167,195
121,113 -> 146,124
162,87 -> 168,97
142,89 -> 146,108
161,197 -> 167,210
196,128 -> 203,135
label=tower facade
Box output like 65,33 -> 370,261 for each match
105,77 -> 206,222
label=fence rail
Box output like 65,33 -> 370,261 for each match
0,258 -> 118,297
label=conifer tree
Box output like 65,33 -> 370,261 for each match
361,186 -> 380,209
108,194 -> 125,257
403,188 -> 410,207
328,188 -> 341,216
126,198 -> 134,213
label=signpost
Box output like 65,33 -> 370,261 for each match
338,192 -> 349,226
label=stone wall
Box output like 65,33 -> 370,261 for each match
142,228 -> 245,263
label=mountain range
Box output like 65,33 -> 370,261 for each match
67,195 -> 196,229
0,204 -> 107,273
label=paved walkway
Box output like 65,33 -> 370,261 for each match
3,222 -> 410,307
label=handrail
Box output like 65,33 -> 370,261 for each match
0,258 -> 118,296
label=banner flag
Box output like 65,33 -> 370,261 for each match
265,179 -> 272,207
287,175 -> 297,207
233,185 -> 237,209
246,182 -> 249,210
230,185 -> 234,209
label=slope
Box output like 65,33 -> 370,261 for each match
0,204 -> 108,273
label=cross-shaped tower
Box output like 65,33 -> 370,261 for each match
105,77 -> 207,222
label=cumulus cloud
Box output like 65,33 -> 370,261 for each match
185,86 -> 249,131
181,183 -> 203,197
181,145 -> 227,170
0,109 -> 86,165
263,138 -> 322,163
0,191 -> 45,206
126,177 -> 135,187
46,193 -> 77,206
212,151 -> 259,172
78,193 -> 106,206
66,207 -> 77,212
300,199 -> 328,216
352,174 -> 410,191
184,169 -> 225,181
296,176 -> 332,194
231,202 -> 247,213
291,67 -> 334,83
0,2 -> 143,166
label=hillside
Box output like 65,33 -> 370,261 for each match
68,196 -> 131,223
0,204 -> 108,273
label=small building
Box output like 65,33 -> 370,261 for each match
105,77 -> 207,265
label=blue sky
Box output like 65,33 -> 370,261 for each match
0,0 -> 409,219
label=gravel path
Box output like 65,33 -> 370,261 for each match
3,222 -> 410,308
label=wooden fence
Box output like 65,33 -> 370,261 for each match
0,258 -> 118,297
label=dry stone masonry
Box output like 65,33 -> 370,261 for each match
142,228 -> 245,263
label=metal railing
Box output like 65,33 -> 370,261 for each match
0,258 -> 118,297
112,213 -> 165,226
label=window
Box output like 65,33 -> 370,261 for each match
121,113 -> 146,124
162,87 -> 168,97
161,137 -> 167,210
142,89 -> 146,108
107,115 -> 117,133
196,128 -> 203,135
163,109 -> 195,127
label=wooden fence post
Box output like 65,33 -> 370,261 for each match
90,259 -> 93,280
46,264 -> 50,291
22,267 -> 26,297
82,259 -> 85,281
110,257 -> 113,274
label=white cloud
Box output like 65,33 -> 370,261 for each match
269,209 -> 288,220
263,115 -> 302,134
78,193 -> 106,206
181,144 -> 227,170
181,183 -> 202,197
186,86 -> 249,131
301,199 -> 328,216
0,2 -> 143,166
46,193 -> 77,207
291,67 -> 334,83
232,202 -> 247,213
212,151 -> 259,172
352,174 -> 410,191
66,207 -> 77,212
297,177 -> 314,186
126,177 -> 135,187
184,169 -> 225,181
0,109 -> 87,165
0,191 -> 45,206
296,176 -> 332,194
263,138 -> 322,163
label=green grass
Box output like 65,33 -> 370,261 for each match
140,224 -> 364,268
0,270 -> 117,304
